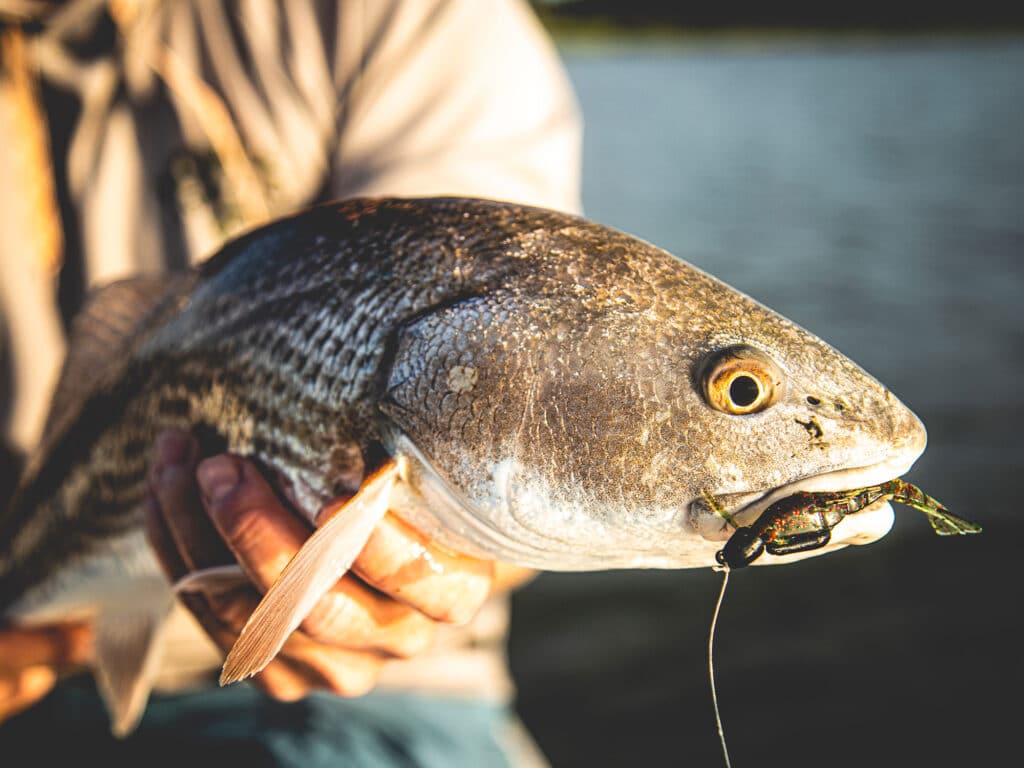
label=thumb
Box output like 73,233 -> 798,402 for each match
0,666 -> 57,722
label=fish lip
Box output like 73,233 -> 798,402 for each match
692,450 -> 923,542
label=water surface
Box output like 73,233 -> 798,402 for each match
511,37 -> 1023,768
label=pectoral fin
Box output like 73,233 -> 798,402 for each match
93,595 -> 174,737
219,460 -> 399,685
172,565 -> 249,596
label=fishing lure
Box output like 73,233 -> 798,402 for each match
705,479 -> 981,767
713,479 -> 981,569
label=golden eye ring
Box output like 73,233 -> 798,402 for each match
702,346 -> 783,415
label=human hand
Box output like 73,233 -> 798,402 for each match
0,622 -> 92,722
144,430 -> 514,701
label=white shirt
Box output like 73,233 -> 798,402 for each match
0,0 -> 581,714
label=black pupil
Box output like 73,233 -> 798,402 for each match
729,375 -> 761,407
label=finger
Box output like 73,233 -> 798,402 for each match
149,431 -> 233,572
144,494 -> 189,582
349,513 -> 494,624
276,632 -> 383,697
197,456 -> 312,585
199,457 -> 491,625
189,501 -> 435,658
248,659 -> 311,702
0,624 -> 93,671
185,585 -> 264,640
189,597 -> 381,700
492,563 -> 538,593
247,652 -> 380,701
186,612 -> 313,703
287,577 -> 437,658
0,666 -> 57,721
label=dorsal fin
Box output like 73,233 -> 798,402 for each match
41,274 -> 194,444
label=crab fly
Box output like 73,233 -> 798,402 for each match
713,479 -> 982,569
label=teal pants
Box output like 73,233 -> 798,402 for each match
0,675 -> 516,767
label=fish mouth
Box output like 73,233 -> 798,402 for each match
690,449 -> 923,550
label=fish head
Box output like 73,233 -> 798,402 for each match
381,214 -> 927,570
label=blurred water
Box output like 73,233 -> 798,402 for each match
565,39 -> 1024,525
510,37 -> 1024,768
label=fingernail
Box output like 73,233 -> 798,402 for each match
155,431 -> 190,467
197,457 -> 240,503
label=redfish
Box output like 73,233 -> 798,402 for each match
1,197 -> 934,734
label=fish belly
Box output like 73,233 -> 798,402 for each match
4,528 -> 167,626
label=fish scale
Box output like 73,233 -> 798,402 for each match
2,202 -> 495,596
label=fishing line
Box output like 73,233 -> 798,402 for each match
708,564 -> 732,768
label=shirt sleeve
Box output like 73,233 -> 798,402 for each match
327,0 -> 583,215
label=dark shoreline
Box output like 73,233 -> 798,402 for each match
531,0 -> 1024,35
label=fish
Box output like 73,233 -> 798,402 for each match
0,196 -> 930,735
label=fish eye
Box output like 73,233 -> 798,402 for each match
702,346 -> 782,415
730,375 -> 760,407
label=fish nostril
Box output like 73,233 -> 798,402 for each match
806,396 -> 821,406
